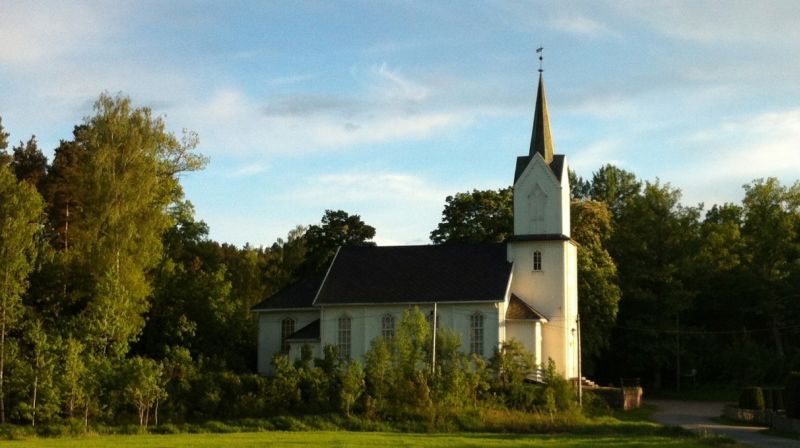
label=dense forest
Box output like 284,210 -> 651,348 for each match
1,93 -> 799,429
431,168 -> 800,389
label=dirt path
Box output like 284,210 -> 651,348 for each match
648,399 -> 799,448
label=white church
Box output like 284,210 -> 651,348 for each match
253,73 -> 579,380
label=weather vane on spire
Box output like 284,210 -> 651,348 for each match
536,46 -> 544,73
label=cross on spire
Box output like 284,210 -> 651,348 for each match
529,50 -> 554,163
536,46 -> 543,73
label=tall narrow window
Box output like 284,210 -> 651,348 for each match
338,315 -> 351,360
533,250 -> 542,271
426,310 -> 440,329
381,314 -> 395,340
281,318 -> 295,353
470,312 -> 484,356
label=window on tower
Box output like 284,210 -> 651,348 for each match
533,250 -> 542,271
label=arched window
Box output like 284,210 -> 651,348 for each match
533,250 -> 542,271
281,318 -> 295,353
470,312 -> 484,356
381,314 -> 395,340
338,315 -> 352,360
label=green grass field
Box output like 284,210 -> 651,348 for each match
1,431 -> 725,448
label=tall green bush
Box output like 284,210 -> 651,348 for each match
762,387 -> 774,410
760,387 -> 785,411
738,386 -> 765,410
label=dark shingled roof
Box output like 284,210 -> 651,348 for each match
251,276 -> 322,310
529,73 -> 555,163
285,319 -> 320,342
513,154 -> 565,184
314,243 -> 512,305
506,294 -> 547,321
549,154 -> 565,181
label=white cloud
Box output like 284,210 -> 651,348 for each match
369,63 -> 431,103
0,2 -> 124,67
277,170 -> 453,245
610,0 -> 800,44
549,15 -> 617,38
667,108 -> 800,207
704,109 -> 800,178
285,171 -> 449,205
570,140 -> 624,173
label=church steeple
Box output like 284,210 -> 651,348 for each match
529,73 -> 554,164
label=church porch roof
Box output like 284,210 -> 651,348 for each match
506,294 -> 548,322
285,319 -> 321,342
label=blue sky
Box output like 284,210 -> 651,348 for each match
2,1 -> 800,246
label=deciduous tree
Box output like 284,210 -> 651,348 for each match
430,187 -> 513,244
571,199 -> 620,372
302,210 -> 375,274
740,178 -> 800,360
11,136 -> 48,193
67,93 -> 205,358
0,166 -> 45,423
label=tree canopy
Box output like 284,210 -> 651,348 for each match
302,209 -> 376,275
430,187 -> 513,244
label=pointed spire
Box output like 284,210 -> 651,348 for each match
529,72 -> 554,164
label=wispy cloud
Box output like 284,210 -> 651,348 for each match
172,63 -> 479,157
262,95 -> 360,117
265,73 -> 316,86
369,63 -> 431,103
666,108 -> 800,207
285,171 -> 449,205
229,163 -> 268,178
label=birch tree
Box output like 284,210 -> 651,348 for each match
67,94 -> 206,358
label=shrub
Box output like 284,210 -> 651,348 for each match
581,390 -> 612,417
738,386 -> 765,410
0,424 -> 34,440
149,423 -> 181,434
773,388 -> 785,411
786,372 -> 800,418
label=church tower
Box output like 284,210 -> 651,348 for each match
506,72 -> 579,379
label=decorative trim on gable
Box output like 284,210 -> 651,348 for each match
311,246 -> 342,307
507,233 -> 570,242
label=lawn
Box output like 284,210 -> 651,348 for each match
2,431 -> 725,448
1,404 -> 739,447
